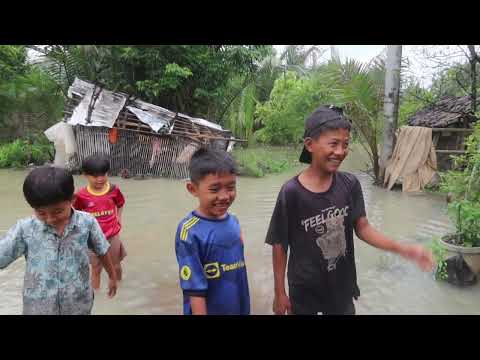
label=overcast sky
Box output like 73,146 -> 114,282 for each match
273,45 -> 456,88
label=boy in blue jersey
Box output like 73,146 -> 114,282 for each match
175,147 -> 250,315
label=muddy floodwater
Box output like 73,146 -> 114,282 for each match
1,147 -> 480,315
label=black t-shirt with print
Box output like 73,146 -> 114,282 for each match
265,171 -> 366,304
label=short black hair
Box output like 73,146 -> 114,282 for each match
23,166 -> 75,208
82,154 -> 110,176
189,147 -> 237,183
306,105 -> 351,140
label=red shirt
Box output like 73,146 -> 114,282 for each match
73,183 -> 125,239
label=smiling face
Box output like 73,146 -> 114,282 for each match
305,128 -> 350,174
187,172 -> 237,219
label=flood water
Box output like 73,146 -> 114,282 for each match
1,147 -> 480,315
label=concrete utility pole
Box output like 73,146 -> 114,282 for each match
380,45 -> 402,181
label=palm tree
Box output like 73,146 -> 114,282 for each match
316,54 -> 386,182
28,45 -> 112,96
280,45 -> 326,74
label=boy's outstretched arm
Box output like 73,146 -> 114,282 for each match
190,296 -> 207,315
98,251 -> 118,298
0,222 -> 26,269
272,244 -> 292,315
354,216 -> 434,271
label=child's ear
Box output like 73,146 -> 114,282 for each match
186,181 -> 198,197
304,137 -> 314,152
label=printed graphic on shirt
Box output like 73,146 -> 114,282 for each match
301,205 -> 349,272
180,265 -> 192,280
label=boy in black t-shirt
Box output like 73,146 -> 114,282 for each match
265,105 -> 434,315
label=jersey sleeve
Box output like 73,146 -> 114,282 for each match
175,223 -> 208,297
351,177 -> 366,223
265,184 -> 289,252
72,191 -> 85,211
112,186 -> 125,208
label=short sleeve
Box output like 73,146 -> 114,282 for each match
175,226 -> 208,297
265,185 -> 289,252
72,191 -> 85,211
0,221 -> 27,269
87,216 -> 110,256
112,186 -> 125,208
351,177 -> 366,222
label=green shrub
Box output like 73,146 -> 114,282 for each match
0,136 -> 53,168
233,145 -> 300,177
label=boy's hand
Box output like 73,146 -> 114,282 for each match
401,244 -> 435,272
273,293 -> 292,315
107,278 -> 118,298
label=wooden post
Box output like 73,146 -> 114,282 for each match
380,45 -> 402,182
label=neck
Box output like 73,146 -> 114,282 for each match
195,207 -> 227,220
298,165 -> 334,193
87,182 -> 110,196
305,163 -> 333,182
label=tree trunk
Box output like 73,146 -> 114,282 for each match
380,45 -> 402,182
467,45 -> 478,114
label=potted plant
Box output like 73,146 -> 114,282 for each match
434,121 -> 480,284
438,200 -> 480,274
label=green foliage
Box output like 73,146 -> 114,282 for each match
398,82 -> 435,127
311,56 -> 386,181
35,45 -> 271,120
447,200 -> 480,247
440,121 -> 480,202
430,62 -> 478,98
429,237 -> 448,280
255,71 -> 333,145
233,146 -> 300,177
0,45 -> 28,81
0,46 -> 64,143
440,121 -> 480,247
0,137 -> 53,168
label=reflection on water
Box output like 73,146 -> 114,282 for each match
1,148 -> 479,315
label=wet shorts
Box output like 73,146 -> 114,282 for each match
289,285 -> 355,315
89,234 -> 127,268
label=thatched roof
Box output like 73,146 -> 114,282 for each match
407,95 -> 478,128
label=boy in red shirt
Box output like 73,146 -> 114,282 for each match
73,155 -> 127,290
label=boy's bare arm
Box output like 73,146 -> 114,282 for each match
98,250 -> 118,297
354,216 -> 434,271
117,207 -> 123,225
190,296 -> 207,315
272,244 -> 291,315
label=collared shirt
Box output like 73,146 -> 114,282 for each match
0,209 -> 110,315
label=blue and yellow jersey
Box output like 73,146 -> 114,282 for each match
175,211 -> 250,315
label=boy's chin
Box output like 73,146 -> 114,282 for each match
208,208 -> 229,219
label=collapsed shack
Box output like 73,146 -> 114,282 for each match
407,95 -> 477,171
49,78 -> 242,179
